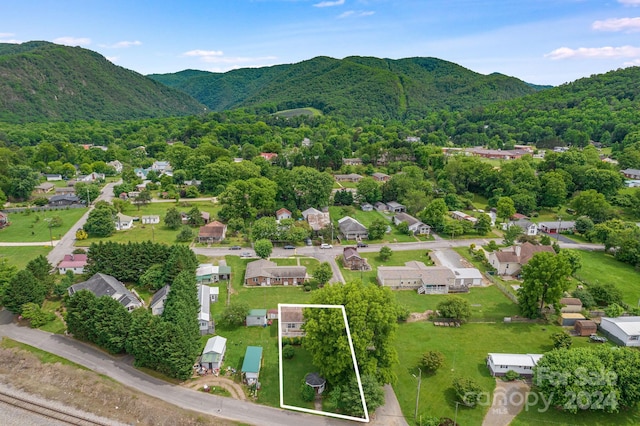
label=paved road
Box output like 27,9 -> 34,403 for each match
46,180 -> 120,267
0,310 -> 356,426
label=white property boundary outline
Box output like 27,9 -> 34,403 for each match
278,303 -> 369,423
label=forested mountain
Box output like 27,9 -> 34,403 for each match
0,41 -> 206,123
148,56 -> 541,120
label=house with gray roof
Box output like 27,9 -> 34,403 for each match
281,306 -> 305,337
68,273 -> 143,311
377,262 -> 458,293
201,335 -> 227,370
386,201 -> 406,213
338,216 -> 368,240
149,285 -> 170,316
198,284 -> 215,335
486,242 -> 555,276
244,259 -> 307,286
393,212 -> 430,235
301,207 -> 330,231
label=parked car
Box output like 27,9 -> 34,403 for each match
241,252 -> 251,257
590,334 -> 608,343
357,242 -> 368,247
229,245 -> 241,250
283,245 -> 295,249
320,243 -> 333,249
305,238 -> 313,246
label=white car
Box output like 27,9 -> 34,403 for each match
320,243 -> 333,249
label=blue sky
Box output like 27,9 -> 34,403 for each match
2,0 -> 640,85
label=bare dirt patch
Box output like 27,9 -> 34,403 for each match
0,346 -> 233,426
406,310 -> 433,323
184,376 -> 246,400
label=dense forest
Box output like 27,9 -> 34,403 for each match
0,41 -> 205,123
149,55 -> 543,120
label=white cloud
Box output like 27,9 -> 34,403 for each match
314,0 -> 345,7
619,0 -> 640,6
105,56 -> 119,63
54,36 -> 91,46
545,45 -> 640,59
623,58 -> 640,66
0,32 -> 15,37
592,17 -> 640,32
338,10 -> 374,18
0,38 -> 22,44
182,49 -> 224,59
107,40 -> 142,48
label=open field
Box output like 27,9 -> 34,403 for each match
75,200 -> 220,246
392,321 -> 595,426
572,249 -> 640,307
0,246 -> 51,269
0,207 -> 87,243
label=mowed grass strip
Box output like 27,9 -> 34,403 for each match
572,249 -> 640,307
0,246 -> 51,269
392,322 -> 593,426
0,208 -> 88,242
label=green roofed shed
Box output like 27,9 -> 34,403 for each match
241,346 -> 263,385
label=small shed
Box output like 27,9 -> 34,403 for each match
241,346 -> 263,385
560,297 -> 583,313
246,309 -> 268,327
305,372 -> 326,394
210,287 -> 219,303
201,335 -> 227,370
267,309 -> 279,320
559,313 -> 585,327
575,320 -> 598,337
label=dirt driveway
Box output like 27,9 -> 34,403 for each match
482,379 -> 530,426
184,376 -> 246,400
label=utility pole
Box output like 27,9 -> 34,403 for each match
86,186 -> 91,206
413,367 -> 422,421
454,401 -> 460,425
44,218 -> 53,247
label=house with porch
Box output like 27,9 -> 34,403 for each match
244,259 -> 307,286
338,216 -> 368,240
201,335 -> 227,371
342,247 -> 368,270
57,253 -> 88,274
393,212 -> 431,235
377,262 -> 457,293
486,242 -> 556,276
342,158 -> 363,166
372,172 -> 390,182
44,173 -> 63,181
538,221 -> 575,234
280,306 -> 305,337
34,182 -> 55,194
196,263 -> 231,283
54,187 -> 76,196
301,207 -> 331,232
48,195 -> 82,206
198,221 -> 227,243
68,273 -> 143,311
621,168 -> 640,179
115,213 -> 135,231
241,346 -> 263,385
334,173 -> 363,183
386,201 -> 406,213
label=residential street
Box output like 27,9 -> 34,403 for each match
0,309 -> 354,426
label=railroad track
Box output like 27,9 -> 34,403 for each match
0,389 -> 113,426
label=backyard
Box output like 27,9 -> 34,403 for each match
0,246 -> 52,269
0,207 -> 87,243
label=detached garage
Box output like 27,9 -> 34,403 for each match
600,316 -> 640,346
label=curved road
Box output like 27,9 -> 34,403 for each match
0,310 -> 352,426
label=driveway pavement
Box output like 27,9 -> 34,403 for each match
431,249 -> 465,269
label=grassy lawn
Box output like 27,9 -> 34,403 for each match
206,322 -> 281,406
0,208 -> 88,242
0,246 -> 52,269
272,258 -> 299,266
282,345 -> 316,410
393,322 -> 593,426
572,250 -> 640,307
76,201 -> 220,247
394,285 -> 520,321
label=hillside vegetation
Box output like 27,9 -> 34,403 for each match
0,41 -> 205,123
149,56 -> 542,120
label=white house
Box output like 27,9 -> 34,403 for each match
57,253 -> 88,275
201,335 -> 227,371
276,208 -> 292,221
149,285 -> 170,316
600,316 -> 640,347
452,268 -> 483,287
198,284 -> 215,335
393,212 -> 431,236
141,215 -> 160,225
115,213 -> 135,231
486,353 -> 544,378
